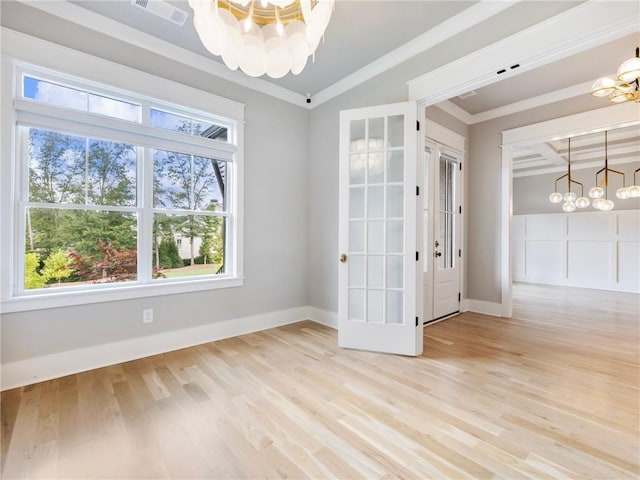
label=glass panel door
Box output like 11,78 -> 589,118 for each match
437,153 -> 457,271
338,102 -> 420,356
347,116 -> 405,325
432,150 -> 461,319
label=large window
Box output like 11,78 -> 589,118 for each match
4,64 -> 243,309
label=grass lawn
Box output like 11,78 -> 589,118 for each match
161,264 -> 221,278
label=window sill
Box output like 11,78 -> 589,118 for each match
0,276 -> 244,314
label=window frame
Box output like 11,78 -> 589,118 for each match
1,59 -> 245,313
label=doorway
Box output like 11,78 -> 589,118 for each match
422,120 -> 465,324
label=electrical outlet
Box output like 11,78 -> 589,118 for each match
142,308 -> 154,324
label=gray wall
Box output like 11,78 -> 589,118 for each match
514,162 -> 640,214
1,4 -> 309,363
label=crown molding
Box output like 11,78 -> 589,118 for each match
310,0 -> 517,108
471,81 -> 595,124
410,1 -> 640,106
434,100 -> 475,125
10,0 -> 638,119
502,102 -> 640,147
15,0 -> 309,108
438,81 -> 595,125
15,0 -> 516,111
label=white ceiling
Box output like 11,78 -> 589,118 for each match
72,0 -> 477,96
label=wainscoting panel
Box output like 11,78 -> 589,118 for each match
526,240 -> 565,282
568,213 -> 613,240
513,210 -> 639,293
526,214 -> 566,240
567,241 -> 612,288
618,241 -> 640,290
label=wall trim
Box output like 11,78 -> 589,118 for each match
502,102 -> 640,146
512,211 -> 640,294
311,1 -> 515,108
1,306 -> 309,391
461,299 -> 506,317
408,2 -> 639,105
439,81 -> 594,126
13,1 -> 307,108
308,307 -> 338,329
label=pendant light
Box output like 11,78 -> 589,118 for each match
588,131 -> 629,211
548,137 -> 589,211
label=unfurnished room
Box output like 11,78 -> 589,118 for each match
1,1 -> 639,478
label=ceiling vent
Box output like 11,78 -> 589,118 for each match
458,90 -> 477,100
130,0 -> 188,26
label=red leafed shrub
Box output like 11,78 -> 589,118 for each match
69,240 -> 164,282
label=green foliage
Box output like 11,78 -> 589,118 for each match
26,125 -> 225,278
158,237 -> 183,269
153,144 -> 223,265
41,250 -> 72,284
27,128 -> 136,261
24,252 -> 46,289
198,214 -> 223,264
28,129 -> 85,204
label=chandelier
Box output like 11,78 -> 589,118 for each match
188,0 -> 334,78
548,138 -> 590,212
591,47 -> 640,103
629,167 -> 640,198
588,131 -> 629,211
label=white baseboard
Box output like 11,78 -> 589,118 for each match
461,299 -> 507,317
513,278 -> 639,294
1,306 -> 308,391
307,307 -> 338,329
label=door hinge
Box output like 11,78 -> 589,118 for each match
459,205 -> 462,214
416,120 -> 420,131
459,163 -> 462,171
416,251 -> 419,261
416,186 -> 420,196
458,292 -> 461,302
458,248 -> 462,257
416,316 -> 419,327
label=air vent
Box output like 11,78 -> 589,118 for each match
130,0 -> 188,26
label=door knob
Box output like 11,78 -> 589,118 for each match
434,251 -> 442,258
339,253 -> 347,263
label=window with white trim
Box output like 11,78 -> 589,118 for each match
9,64 -> 243,303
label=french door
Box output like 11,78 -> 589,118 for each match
423,142 -> 462,322
337,102 -> 422,356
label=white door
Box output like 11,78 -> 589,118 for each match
338,102 -> 422,356
433,151 -> 462,318
431,147 -> 462,320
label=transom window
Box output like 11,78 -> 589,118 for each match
5,64 -> 243,308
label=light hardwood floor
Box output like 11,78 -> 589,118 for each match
2,283 -> 639,479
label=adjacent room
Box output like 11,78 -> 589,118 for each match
1,1 -> 638,478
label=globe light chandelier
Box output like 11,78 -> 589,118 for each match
188,0 -> 334,78
548,138 -> 590,213
588,131 -> 629,211
628,167 -> 640,198
591,47 -> 640,103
